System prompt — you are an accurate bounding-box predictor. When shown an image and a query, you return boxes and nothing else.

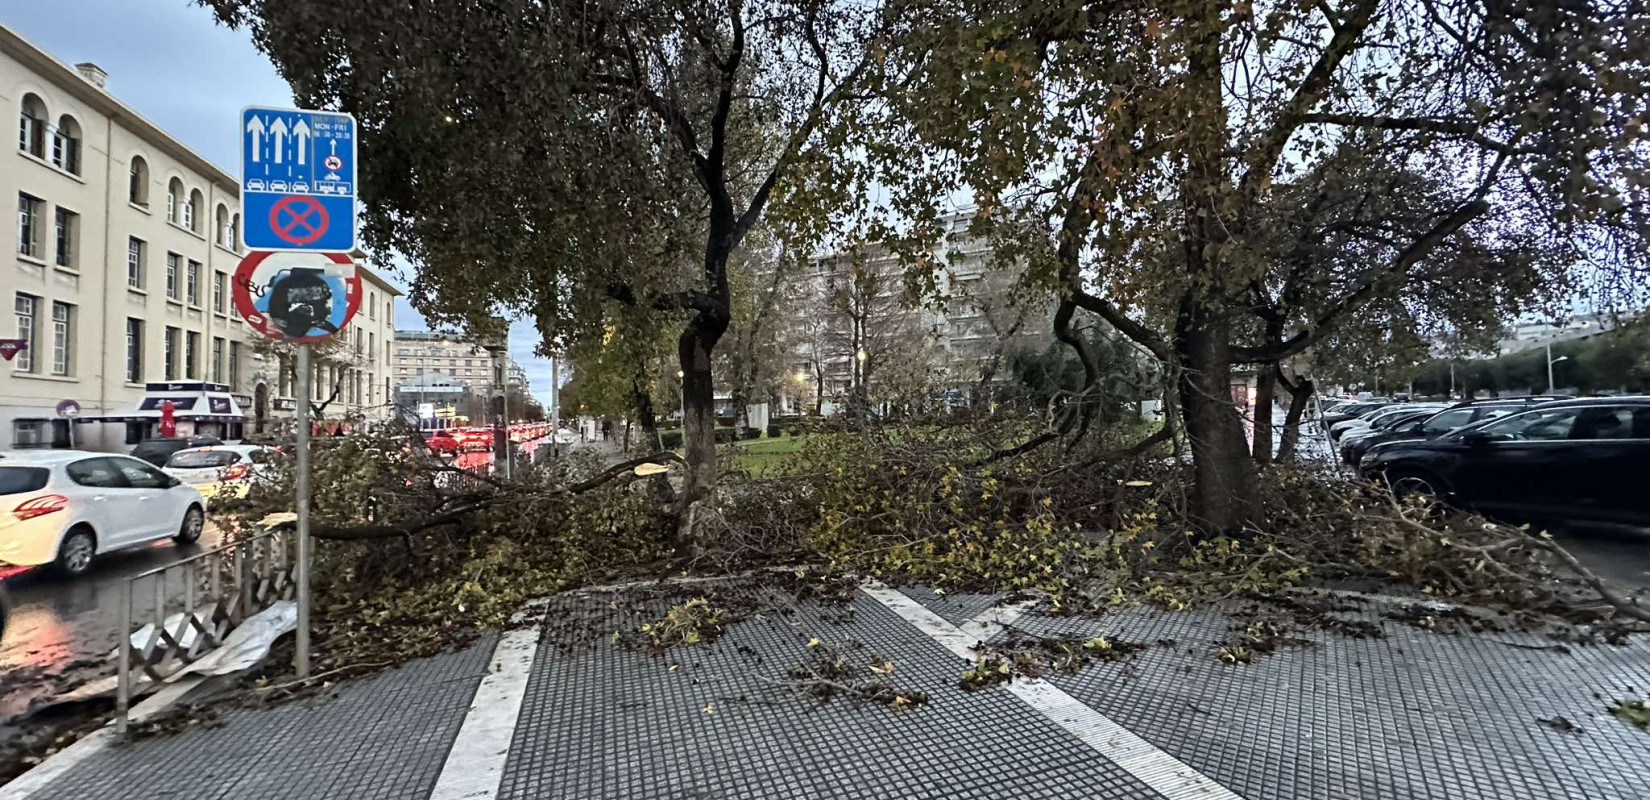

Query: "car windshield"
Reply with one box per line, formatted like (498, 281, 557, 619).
(167, 451, 240, 468)
(1420, 408, 1476, 436)
(0, 466, 49, 495)
(1477, 407, 1581, 441)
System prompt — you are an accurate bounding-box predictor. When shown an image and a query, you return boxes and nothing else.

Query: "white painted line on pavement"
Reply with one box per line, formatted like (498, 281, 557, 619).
(0, 675, 207, 800)
(428, 601, 547, 800)
(861, 582, 1247, 800)
(959, 597, 1039, 640)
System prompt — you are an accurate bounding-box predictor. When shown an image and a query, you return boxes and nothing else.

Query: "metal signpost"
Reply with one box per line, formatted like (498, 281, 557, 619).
(239, 106, 360, 679)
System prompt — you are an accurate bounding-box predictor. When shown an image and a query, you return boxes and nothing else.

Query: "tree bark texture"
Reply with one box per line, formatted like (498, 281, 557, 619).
(1276, 369, 1314, 463)
(1251, 365, 1276, 465)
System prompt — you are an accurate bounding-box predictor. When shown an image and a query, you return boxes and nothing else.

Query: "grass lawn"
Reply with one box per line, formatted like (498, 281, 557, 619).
(726, 433, 805, 477)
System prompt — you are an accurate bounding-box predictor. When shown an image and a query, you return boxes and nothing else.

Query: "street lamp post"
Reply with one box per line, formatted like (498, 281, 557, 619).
(1545, 341, 1569, 394)
(677, 369, 686, 425)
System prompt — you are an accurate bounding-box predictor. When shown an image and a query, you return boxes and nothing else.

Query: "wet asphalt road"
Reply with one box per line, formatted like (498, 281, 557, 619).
(0, 441, 567, 731)
(0, 525, 224, 730)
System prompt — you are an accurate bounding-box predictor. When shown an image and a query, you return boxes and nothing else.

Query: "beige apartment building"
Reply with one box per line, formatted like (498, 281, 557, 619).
(0, 24, 398, 449)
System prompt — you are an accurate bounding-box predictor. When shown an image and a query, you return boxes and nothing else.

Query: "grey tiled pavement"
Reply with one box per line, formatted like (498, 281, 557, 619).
(13, 578, 1650, 800)
(503, 581, 1161, 800)
(995, 598, 1650, 800)
(24, 635, 496, 800)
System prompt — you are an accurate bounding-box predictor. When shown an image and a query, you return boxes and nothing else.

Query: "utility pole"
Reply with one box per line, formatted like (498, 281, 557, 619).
(548, 353, 560, 460)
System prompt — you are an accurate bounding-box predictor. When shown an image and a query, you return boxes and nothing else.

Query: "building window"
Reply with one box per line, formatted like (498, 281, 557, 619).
(16, 193, 42, 259)
(50, 301, 72, 375)
(213, 271, 227, 313)
(167, 178, 183, 224)
(212, 337, 225, 382)
(14, 294, 37, 373)
(165, 253, 181, 300)
(186, 189, 203, 233)
(18, 94, 46, 157)
(368, 332, 375, 361)
(215, 204, 231, 247)
(229, 341, 241, 390)
(369, 292, 376, 319)
(50, 115, 81, 175)
(129, 156, 150, 206)
(164, 326, 179, 380)
(185, 331, 199, 379)
(231, 213, 240, 249)
(53, 207, 78, 268)
(126, 319, 143, 383)
(127, 237, 146, 289)
(186, 260, 201, 306)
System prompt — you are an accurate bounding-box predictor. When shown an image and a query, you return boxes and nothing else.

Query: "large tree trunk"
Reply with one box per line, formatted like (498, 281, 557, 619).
(678, 315, 725, 513)
(1175, 305, 1261, 532)
(1276, 369, 1314, 463)
(1174, 4, 1258, 531)
(631, 374, 659, 452)
(1251, 365, 1276, 465)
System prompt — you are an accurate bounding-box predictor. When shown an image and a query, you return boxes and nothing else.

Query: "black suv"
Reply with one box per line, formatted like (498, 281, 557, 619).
(130, 435, 224, 467)
(1361, 397, 1650, 525)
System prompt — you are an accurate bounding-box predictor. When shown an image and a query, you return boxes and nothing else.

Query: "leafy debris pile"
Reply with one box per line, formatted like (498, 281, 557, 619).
(775, 641, 929, 708)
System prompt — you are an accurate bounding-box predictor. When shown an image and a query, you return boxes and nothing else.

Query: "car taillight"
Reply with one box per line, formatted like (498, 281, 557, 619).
(13, 494, 68, 521)
(222, 464, 251, 481)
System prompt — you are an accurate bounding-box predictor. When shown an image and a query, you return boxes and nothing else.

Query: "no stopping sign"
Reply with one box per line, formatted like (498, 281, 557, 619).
(233, 251, 362, 343)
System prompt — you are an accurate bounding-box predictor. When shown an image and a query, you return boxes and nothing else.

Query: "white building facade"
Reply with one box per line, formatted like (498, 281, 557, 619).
(1, 25, 398, 448)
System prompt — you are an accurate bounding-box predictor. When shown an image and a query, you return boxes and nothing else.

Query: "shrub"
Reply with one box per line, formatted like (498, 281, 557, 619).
(766, 423, 781, 438)
(660, 431, 684, 449)
(739, 427, 762, 441)
(714, 428, 736, 444)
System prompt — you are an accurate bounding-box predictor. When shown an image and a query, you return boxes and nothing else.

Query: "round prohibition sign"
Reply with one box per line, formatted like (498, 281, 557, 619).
(269, 195, 330, 246)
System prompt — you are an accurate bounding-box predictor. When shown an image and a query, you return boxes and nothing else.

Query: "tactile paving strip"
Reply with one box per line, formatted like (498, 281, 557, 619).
(995, 599, 1650, 800)
(27, 635, 496, 800)
(500, 579, 1166, 800)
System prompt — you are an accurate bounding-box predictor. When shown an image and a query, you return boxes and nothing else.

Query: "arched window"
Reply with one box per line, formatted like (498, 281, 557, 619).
(167, 178, 183, 223)
(215, 204, 232, 247)
(18, 94, 46, 157)
(51, 115, 81, 174)
(231, 213, 241, 250)
(129, 156, 150, 206)
(187, 189, 203, 233)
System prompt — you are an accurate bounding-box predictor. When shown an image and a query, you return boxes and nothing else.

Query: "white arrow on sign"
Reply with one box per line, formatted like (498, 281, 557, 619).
(270, 117, 289, 165)
(246, 115, 266, 162)
(293, 118, 310, 165)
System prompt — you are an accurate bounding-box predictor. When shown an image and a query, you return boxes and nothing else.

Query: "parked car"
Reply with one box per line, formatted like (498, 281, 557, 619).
(1321, 401, 1393, 429)
(1334, 403, 1450, 443)
(130, 436, 223, 467)
(0, 451, 206, 575)
(1339, 409, 1443, 463)
(162, 445, 271, 502)
(1345, 398, 1571, 468)
(1360, 397, 1650, 525)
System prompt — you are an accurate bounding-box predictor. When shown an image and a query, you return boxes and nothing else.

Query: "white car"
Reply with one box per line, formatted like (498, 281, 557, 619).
(0, 451, 205, 576)
(163, 445, 270, 502)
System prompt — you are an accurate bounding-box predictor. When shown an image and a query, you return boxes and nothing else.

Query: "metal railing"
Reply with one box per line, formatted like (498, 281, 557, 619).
(115, 527, 297, 733)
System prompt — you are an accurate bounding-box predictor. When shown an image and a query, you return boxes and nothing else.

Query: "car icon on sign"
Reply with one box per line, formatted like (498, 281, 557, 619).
(246, 179, 265, 191)
(270, 180, 289, 192)
(292, 181, 310, 193)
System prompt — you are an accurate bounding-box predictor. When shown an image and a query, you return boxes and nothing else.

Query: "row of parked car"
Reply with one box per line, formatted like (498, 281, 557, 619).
(1324, 396, 1650, 526)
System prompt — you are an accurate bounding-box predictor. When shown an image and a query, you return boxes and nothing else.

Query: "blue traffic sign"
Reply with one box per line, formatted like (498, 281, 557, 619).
(240, 106, 357, 252)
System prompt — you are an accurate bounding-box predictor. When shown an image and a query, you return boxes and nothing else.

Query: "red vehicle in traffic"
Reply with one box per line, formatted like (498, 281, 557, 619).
(424, 430, 460, 456)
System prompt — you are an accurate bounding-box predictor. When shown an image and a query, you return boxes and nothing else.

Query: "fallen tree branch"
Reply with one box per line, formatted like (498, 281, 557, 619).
(296, 452, 687, 542)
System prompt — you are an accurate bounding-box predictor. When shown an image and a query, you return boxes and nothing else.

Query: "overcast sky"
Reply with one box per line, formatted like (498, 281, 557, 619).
(1, 1, 558, 404)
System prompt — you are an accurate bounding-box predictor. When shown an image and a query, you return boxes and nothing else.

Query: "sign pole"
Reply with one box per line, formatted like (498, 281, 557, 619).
(294, 342, 312, 679)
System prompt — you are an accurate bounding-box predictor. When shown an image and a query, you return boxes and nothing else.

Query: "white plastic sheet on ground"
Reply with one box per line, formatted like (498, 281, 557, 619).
(124, 611, 210, 652)
(173, 600, 297, 678)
